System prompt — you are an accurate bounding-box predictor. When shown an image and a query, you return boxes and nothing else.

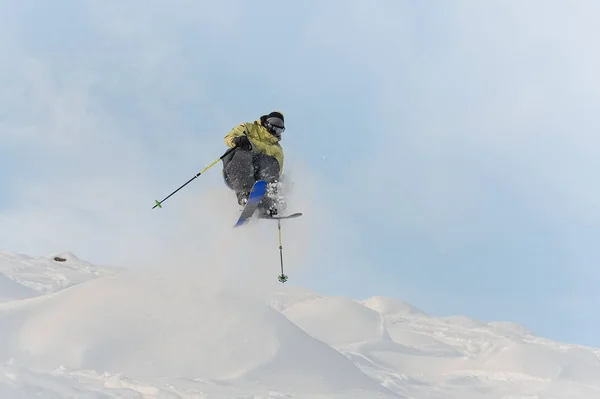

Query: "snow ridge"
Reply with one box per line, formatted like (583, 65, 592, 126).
(0, 251, 598, 399)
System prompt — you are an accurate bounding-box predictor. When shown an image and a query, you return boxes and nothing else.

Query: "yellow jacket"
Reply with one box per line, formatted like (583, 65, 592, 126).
(224, 120, 284, 170)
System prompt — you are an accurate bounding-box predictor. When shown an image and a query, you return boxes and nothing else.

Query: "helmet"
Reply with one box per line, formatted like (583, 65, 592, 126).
(262, 111, 285, 138)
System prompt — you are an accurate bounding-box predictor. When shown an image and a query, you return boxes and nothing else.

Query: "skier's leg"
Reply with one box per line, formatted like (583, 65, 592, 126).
(223, 149, 255, 204)
(253, 153, 280, 182)
(253, 153, 283, 214)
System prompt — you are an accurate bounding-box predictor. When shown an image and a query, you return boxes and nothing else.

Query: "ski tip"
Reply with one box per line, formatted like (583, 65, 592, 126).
(234, 219, 248, 228)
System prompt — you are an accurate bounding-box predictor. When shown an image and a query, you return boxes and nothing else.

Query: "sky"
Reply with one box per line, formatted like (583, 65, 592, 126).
(1, 0, 600, 347)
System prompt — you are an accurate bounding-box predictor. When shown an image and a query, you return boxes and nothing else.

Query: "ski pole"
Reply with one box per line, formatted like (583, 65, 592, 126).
(153, 146, 235, 209)
(277, 219, 288, 283)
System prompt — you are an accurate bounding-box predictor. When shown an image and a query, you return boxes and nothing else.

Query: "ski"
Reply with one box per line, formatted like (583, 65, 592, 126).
(234, 180, 267, 227)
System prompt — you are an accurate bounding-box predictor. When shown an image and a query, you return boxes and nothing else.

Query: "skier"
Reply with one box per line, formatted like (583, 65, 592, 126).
(222, 111, 286, 216)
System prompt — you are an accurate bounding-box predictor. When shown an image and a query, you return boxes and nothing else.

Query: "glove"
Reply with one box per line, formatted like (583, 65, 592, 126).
(233, 135, 252, 150)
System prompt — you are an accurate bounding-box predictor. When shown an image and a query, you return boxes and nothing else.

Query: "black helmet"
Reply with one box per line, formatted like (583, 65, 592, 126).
(261, 111, 285, 139)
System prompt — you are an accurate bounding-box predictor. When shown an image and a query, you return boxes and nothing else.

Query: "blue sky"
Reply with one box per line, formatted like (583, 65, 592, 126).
(1, 0, 600, 347)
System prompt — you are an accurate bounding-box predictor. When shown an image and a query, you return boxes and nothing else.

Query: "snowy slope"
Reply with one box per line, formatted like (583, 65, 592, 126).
(0, 273, 38, 302)
(0, 251, 119, 294)
(0, 252, 599, 399)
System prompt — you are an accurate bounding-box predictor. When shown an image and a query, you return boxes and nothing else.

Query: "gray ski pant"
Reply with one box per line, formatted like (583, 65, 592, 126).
(222, 148, 280, 194)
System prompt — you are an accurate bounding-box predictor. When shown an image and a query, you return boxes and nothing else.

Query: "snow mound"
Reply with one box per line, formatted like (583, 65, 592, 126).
(7, 268, 392, 396)
(282, 296, 390, 346)
(384, 328, 463, 357)
(1, 251, 600, 398)
(0, 251, 117, 294)
(362, 296, 427, 317)
(269, 285, 324, 312)
(483, 343, 600, 383)
(0, 273, 38, 302)
(486, 321, 532, 336)
(439, 315, 486, 328)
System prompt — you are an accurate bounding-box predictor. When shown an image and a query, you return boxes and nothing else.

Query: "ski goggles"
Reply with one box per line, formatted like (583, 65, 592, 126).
(266, 117, 285, 135)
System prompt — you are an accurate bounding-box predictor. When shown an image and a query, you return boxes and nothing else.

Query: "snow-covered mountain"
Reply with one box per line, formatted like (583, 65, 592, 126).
(0, 251, 599, 399)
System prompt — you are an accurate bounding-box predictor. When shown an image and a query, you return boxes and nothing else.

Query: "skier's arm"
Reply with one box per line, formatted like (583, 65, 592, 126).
(224, 124, 247, 148)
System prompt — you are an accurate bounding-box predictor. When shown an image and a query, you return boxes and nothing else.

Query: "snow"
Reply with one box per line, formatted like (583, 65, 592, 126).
(0, 251, 119, 294)
(361, 296, 428, 317)
(0, 251, 599, 398)
(0, 273, 38, 302)
(282, 296, 390, 345)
